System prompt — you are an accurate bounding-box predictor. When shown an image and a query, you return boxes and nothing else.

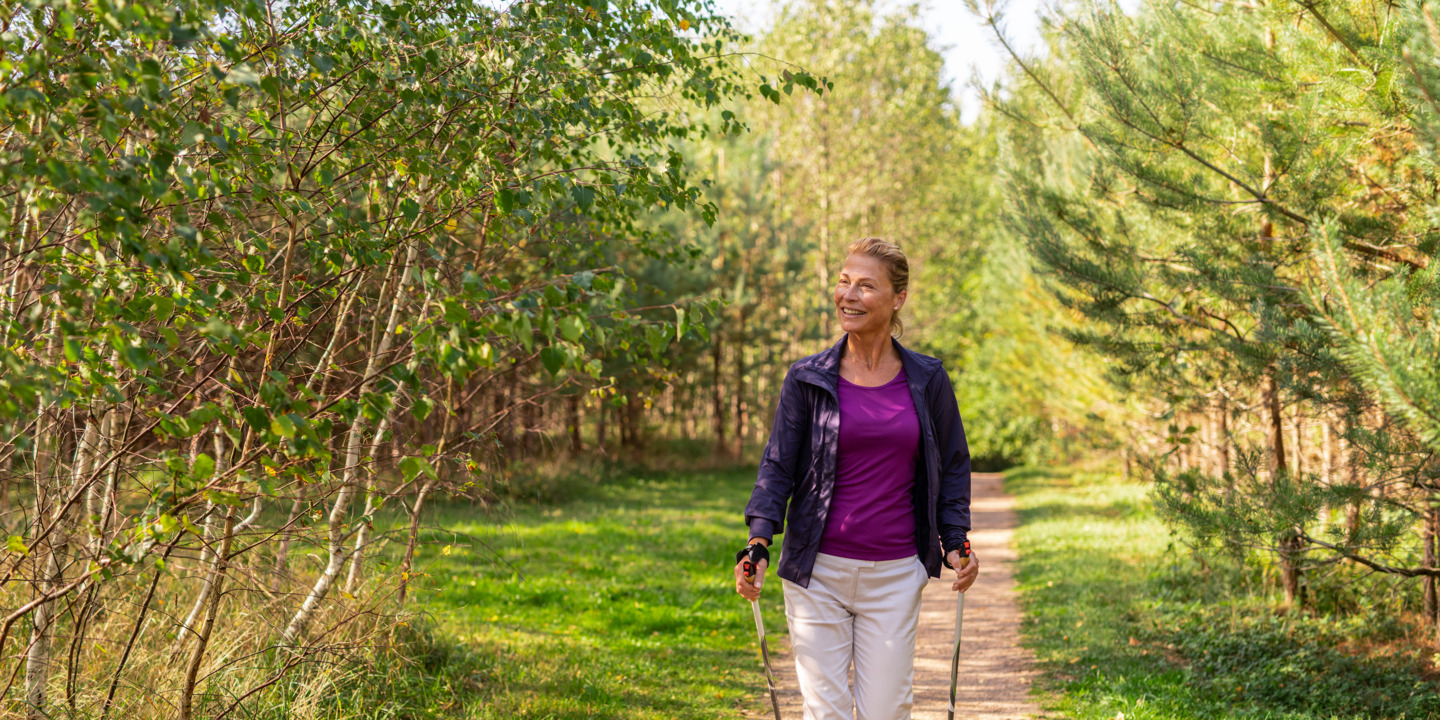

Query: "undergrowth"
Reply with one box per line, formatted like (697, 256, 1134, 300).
(1008, 466, 1440, 720)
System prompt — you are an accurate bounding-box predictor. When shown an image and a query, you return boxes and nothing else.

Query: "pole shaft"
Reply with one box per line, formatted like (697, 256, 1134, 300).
(948, 590, 965, 719)
(752, 599, 783, 720)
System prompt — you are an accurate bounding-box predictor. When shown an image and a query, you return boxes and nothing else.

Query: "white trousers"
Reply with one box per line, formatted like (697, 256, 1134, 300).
(781, 552, 929, 720)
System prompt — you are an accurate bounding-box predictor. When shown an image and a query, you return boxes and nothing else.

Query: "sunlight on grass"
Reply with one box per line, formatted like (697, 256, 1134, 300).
(1008, 467, 1440, 720)
(366, 469, 781, 719)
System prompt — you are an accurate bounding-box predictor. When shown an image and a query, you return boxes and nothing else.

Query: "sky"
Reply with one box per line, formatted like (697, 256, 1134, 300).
(710, 0, 1054, 124)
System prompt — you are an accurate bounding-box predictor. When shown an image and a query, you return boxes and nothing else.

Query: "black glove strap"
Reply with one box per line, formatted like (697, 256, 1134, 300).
(736, 543, 770, 578)
(942, 538, 972, 569)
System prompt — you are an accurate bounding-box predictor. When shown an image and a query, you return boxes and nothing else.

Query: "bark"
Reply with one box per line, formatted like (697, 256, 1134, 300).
(398, 474, 439, 603)
(567, 394, 582, 454)
(521, 384, 536, 455)
(1292, 406, 1305, 476)
(500, 371, 517, 457)
(177, 428, 251, 643)
(712, 331, 725, 456)
(1266, 369, 1301, 609)
(283, 240, 416, 643)
(1218, 393, 1230, 477)
(1345, 416, 1363, 532)
(343, 412, 396, 596)
(1433, 509, 1440, 647)
(271, 496, 305, 594)
(400, 380, 455, 603)
(282, 409, 364, 644)
(1424, 507, 1436, 631)
(25, 416, 95, 719)
(596, 396, 607, 454)
(178, 508, 235, 720)
(734, 310, 747, 457)
(1321, 419, 1333, 485)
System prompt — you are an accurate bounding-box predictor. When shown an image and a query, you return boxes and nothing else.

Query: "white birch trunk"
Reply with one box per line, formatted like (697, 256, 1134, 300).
(25, 419, 97, 719)
(282, 240, 417, 643)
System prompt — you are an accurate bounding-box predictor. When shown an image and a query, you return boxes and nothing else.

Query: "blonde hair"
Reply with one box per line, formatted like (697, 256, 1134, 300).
(845, 237, 909, 338)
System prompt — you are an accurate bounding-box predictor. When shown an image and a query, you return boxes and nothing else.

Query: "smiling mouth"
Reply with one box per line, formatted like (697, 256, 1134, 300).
(840, 308, 866, 316)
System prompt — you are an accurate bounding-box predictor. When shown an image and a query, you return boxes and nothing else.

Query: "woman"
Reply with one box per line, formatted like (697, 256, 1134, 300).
(734, 237, 979, 720)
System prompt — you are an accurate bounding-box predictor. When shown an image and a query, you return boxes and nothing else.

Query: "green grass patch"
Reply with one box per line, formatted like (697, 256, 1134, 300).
(1008, 466, 1440, 720)
(322, 468, 780, 718)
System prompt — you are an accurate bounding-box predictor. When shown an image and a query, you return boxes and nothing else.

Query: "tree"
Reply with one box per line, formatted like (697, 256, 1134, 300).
(985, 0, 1440, 613)
(0, 0, 776, 712)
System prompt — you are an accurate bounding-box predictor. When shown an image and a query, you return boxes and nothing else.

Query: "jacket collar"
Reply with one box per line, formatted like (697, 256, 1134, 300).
(792, 334, 942, 396)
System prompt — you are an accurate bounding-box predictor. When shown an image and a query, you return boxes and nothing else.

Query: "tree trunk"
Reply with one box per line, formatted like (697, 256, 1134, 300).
(595, 397, 607, 454)
(1267, 369, 1300, 609)
(283, 239, 416, 642)
(734, 310, 748, 458)
(567, 394, 582, 454)
(271, 496, 305, 593)
(624, 392, 642, 449)
(400, 379, 454, 603)
(521, 380, 536, 455)
(1321, 418, 1333, 484)
(1424, 507, 1436, 633)
(282, 418, 363, 644)
(712, 331, 725, 456)
(1217, 392, 1230, 478)
(178, 508, 235, 720)
(1292, 406, 1304, 476)
(1433, 509, 1440, 647)
(344, 414, 395, 596)
(1345, 416, 1362, 532)
(25, 416, 95, 719)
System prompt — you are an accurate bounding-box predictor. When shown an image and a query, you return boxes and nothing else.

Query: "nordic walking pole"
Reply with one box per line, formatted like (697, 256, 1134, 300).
(739, 544, 783, 720)
(948, 542, 972, 720)
(750, 597, 783, 720)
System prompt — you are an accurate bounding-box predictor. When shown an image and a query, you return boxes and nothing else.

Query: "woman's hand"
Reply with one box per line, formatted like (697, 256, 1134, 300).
(947, 549, 979, 592)
(734, 538, 770, 600)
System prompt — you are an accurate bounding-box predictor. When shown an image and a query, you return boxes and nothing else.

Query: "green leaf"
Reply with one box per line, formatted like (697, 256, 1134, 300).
(399, 456, 437, 483)
(571, 184, 595, 211)
(225, 63, 261, 86)
(496, 188, 516, 214)
(411, 396, 434, 422)
(560, 315, 585, 342)
(540, 346, 565, 375)
(241, 407, 269, 432)
(6, 536, 28, 555)
(192, 453, 216, 479)
(271, 414, 297, 438)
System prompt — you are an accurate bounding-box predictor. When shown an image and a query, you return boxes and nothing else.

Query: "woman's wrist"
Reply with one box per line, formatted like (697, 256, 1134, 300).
(747, 537, 770, 547)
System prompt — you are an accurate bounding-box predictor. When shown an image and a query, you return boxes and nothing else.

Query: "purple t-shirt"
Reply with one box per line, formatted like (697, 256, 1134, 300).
(817, 367, 920, 561)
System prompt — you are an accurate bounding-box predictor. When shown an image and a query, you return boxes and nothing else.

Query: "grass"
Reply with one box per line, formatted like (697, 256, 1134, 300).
(317, 466, 782, 719)
(1007, 466, 1440, 720)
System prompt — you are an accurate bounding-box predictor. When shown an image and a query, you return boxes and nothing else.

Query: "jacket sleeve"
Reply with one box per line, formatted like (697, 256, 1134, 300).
(744, 367, 810, 541)
(930, 365, 972, 554)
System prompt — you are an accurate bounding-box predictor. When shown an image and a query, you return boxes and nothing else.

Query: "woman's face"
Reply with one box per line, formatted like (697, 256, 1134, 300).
(834, 253, 904, 336)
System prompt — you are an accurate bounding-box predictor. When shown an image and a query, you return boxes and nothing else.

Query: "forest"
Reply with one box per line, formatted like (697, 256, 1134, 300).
(1, 0, 1438, 717)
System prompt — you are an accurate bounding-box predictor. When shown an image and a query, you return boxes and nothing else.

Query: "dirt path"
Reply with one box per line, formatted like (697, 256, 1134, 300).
(745, 472, 1042, 719)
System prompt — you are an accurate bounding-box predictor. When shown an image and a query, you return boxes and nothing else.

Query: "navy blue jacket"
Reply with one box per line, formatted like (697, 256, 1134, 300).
(744, 335, 972, 588)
